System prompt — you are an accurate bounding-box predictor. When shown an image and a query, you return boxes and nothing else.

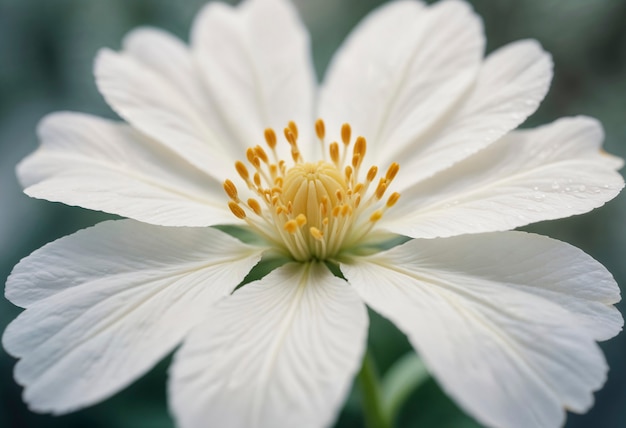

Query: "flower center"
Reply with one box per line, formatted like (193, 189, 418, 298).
(223, 120, 401, 262)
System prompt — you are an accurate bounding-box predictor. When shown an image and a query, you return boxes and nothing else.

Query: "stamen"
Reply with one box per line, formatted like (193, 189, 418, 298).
(254, 145, 269, 163)
(223, 179, 239, 200)
(370, 210, 383, 222)
(248, 198, 262, 215)
(235, 161, 250, 181)
(310, 227, 323, 240)
(315, 119, 325, 140)
(264, 128, 277, 149)
(295, 213, 307, 227)
(228, 201, 246, 219)
(284, 219, 299, 233)
(284, 128, 296, 146)
(352, 136, 366, 169)
(386, 162, 400, 181)
(341, 123, 351, 146)
(375, 179, 387, 199)
(387, 192, 401, 207)
(288, 121, 299, 140)
(367, 166, 378, 182)
(345, 165, 353, 182)
(329, 142, 340, 165)
(246, 147, 257, 166)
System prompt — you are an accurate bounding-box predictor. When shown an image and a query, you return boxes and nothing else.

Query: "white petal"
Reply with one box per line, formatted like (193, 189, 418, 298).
(169, 262, 367, 428)
(319, 0, 484, 160)
(341, 232, 621, 428)
(18, 112, 233, 227)
(391, 39, 553, 188)
(191, 0, 316, 159)
(121, 27, 240, 162)
(94, 46, 233, 180)
(384, 116, 624, 238)
(3, 220, 264, 413)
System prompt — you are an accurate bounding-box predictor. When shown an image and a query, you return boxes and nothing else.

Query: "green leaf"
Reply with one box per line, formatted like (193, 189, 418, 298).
(381, 352, 429, 423)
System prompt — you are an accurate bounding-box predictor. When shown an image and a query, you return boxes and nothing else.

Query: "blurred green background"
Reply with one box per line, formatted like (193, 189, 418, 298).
(1, 0, 625, 427)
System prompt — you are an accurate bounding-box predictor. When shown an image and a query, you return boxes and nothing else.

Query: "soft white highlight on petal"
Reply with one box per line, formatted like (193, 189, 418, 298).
(319, 0, 484, 161)
(191, 0, 316, 159)
(342, 232, 620, 428)
(169, 262, 368, 428)
(95, 47, 233, 180)
(384, 116, 625, 238)
(3, 220, 264, 413)
(122, 27, 239, 161)
(391, 39, 553, 188)
(18, 112, 233, 227)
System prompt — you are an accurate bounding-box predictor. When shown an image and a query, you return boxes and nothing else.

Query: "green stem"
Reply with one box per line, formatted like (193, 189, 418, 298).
(358, 351, 392, 428)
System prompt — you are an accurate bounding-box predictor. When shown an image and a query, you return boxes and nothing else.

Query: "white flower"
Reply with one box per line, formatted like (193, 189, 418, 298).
(3, 0, 624, 427)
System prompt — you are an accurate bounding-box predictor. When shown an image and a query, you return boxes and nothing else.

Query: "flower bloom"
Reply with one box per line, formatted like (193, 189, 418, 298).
(3, 0, 624, 427)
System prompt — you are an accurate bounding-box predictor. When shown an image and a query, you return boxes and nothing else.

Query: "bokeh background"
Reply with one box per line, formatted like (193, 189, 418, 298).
(1, 0, 625, 426)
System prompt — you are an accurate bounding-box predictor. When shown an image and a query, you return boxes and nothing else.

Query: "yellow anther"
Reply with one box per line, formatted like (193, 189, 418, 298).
(269, 164, 278, 178)
(246, 147, 256, 165)
(370, 210, 383, 222)
(341, 123, 351, 146)
(248, 198, 262, 215)
(274, 176, 284, 187)
(235, 161, 250, 181)
(387, 192, 401, 207)
(366, 166, 378, 182)
(310, 227, 324, 240)
(264, 128, 277, 149)
(385, 163, 400, 181)
(271, 186, 282, 195)
(329, 142, 340, 164)
(345, 165, 353, 181)
(353, 136, 366, 164)
(315, 118, 325, 140)
(288, 121, 299, 140)
(351, 154, 361, 169)
(253, 172, 261, 187)
(284, 128, 296, 146)
(332, 206, 341, 217)
(336, 189, 344, 202)
(228, 201, 246, 219)
(341, 205, 352, 216)
(375, 180, 387, 199)
(296, 213, 307, 226)
(223, 179, 239, 200)
(354, 183, 363, 194)
(254, 145, 269, 163)
(354, 194, 361, 208)
(284, 219, 299, 234)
